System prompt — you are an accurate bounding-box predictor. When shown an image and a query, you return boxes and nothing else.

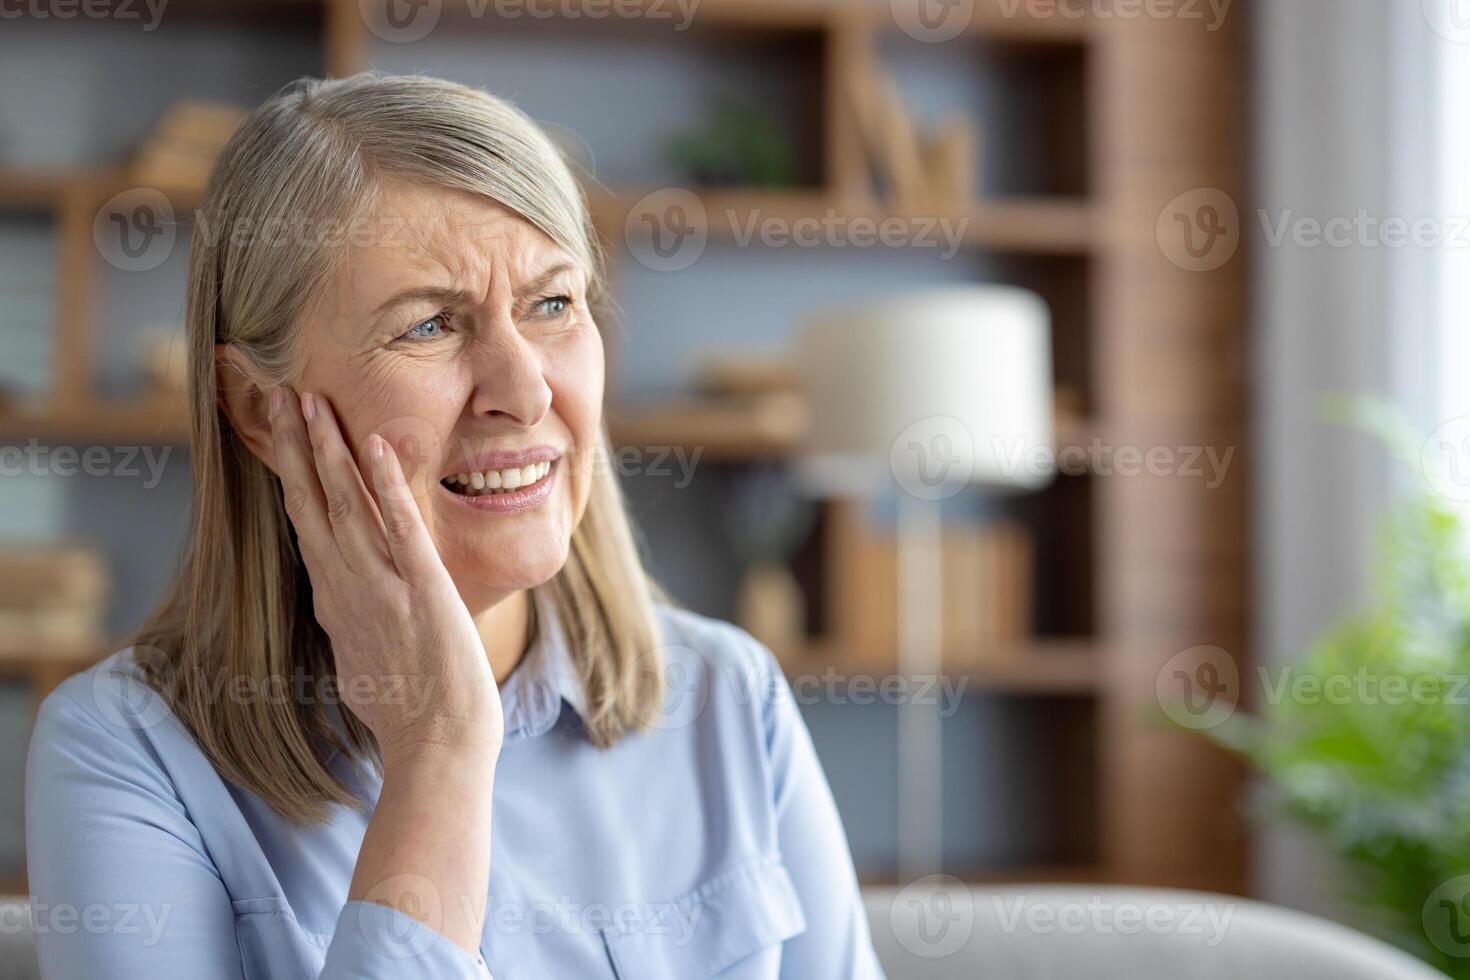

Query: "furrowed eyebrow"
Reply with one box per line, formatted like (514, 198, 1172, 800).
(368, 261, 577, 326)
(370, 285, 476, 320)
(516, 262, 576, 300)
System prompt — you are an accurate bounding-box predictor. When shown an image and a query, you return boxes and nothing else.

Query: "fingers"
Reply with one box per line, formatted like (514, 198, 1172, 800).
(366, 433, 444, 583)
(269, 387, 335, 567)
(300, 391, 391, 572)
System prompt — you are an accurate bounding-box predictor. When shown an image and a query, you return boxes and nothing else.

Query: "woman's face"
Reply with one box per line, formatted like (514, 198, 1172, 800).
(293, 181, 604, 609)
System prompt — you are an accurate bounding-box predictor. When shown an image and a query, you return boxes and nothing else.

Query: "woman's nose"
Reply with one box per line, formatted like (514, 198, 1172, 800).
(466, 327, 552, 428)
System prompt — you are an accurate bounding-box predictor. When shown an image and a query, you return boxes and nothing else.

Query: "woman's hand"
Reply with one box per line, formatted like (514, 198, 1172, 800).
(270, 387, 504, 767)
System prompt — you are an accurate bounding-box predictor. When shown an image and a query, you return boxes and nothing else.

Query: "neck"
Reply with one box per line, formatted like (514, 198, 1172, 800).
(472, 589, 533, 685)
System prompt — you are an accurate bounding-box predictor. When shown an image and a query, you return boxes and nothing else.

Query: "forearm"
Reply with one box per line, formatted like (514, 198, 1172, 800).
(348, 742, 497, 957)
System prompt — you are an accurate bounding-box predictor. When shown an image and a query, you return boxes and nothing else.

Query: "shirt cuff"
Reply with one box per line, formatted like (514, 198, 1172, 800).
(323, 900, 489, 979)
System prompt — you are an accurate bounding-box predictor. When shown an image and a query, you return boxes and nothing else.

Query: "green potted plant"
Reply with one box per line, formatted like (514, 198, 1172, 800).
(1198, 402, 1470, 975)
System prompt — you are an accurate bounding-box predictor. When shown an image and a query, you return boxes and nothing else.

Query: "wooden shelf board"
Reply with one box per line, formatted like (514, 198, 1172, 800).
(609, 401, 800, 461)
(0, 647, 104, 677)
(0, 167, 204, 213)
(775, 637, 1101, 696)
(0, 396, 189, 444)
(966, 198, 1094, 253)
(598, 186, 1094, 255)
(613, 401, 1105, 464)
(0, 167, 97, 209)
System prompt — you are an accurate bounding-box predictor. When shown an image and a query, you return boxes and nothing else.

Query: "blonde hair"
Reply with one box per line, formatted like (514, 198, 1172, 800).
(133, 72, 662, 823)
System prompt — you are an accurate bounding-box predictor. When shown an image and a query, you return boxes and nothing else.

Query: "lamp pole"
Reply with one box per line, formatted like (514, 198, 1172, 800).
(895, 486, 945, 879)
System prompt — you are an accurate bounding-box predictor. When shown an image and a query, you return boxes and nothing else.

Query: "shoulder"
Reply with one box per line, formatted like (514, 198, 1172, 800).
(28, 648, 184, 791)
(654, 603, 782, 679)
(649, 603, 794, 737)
(653, 603, 788, 704)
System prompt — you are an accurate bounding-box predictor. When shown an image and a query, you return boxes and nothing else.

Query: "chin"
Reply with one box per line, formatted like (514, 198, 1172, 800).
(442, 532, 571, 602)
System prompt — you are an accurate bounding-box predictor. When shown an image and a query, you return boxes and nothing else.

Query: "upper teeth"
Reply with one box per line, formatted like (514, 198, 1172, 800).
(445, 460, 551, 493)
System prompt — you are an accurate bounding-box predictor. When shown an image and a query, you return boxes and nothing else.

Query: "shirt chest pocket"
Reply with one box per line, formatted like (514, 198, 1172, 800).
(233, 897, 329, 980)
(601, 855, 807, 980)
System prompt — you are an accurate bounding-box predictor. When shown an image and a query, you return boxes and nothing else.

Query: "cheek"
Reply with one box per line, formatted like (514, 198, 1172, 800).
(545, 330, 605, 513)
(304, 355, 466, 484)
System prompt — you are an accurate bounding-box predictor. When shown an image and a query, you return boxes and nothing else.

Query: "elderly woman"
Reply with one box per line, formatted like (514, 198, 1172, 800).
(25, 73, 883, 979)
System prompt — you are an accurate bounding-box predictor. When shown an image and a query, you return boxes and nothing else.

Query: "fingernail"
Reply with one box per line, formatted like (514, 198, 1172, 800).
(269, 388, 284, 418)
(369, 434, 385, 461)
(301, 392, 316, 423)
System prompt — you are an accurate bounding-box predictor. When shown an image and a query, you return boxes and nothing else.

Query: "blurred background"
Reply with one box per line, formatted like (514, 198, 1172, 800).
(6, 0, 1470, 972)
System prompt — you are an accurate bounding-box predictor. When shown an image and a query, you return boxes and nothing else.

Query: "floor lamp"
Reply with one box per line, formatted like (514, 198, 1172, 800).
(797, 286, 1054, 879)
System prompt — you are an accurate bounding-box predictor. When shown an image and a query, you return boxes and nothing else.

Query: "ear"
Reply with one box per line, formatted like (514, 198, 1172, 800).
(215, 344, 278, 472)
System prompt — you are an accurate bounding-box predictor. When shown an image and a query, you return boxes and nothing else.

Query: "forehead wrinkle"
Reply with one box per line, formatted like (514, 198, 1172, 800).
(341, 185, 580, 333)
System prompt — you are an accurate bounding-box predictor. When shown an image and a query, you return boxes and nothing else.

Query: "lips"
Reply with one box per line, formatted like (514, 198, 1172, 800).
(442, 459, 553, 496)
(437, 444, 562, 497)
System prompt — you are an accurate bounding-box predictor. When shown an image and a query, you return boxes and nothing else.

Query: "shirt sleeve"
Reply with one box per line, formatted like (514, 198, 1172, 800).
(752, 645, 888, 979)
(26, 691, 488, 980)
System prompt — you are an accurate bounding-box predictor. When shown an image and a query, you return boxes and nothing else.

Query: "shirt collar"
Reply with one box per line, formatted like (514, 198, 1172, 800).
(498, 587, 588, 742)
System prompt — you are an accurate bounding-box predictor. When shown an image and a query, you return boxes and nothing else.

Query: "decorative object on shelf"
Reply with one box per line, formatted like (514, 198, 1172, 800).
(725, 464, 816, 657)
(922, 115, 978, 213)
(611, 393, 807, 458)
(797, 285, 1055, 879)
(664, 95, 796, 188)
(1052, 383, 1086, 436)
(137, 324, 188, 395)
(612, 353, 809, 458)
(847, 62, 979, 213)
(693, 354, 801, 401)
(0, 545, 108, 660)
(129, 101, 247, 193)
(825, 500, 1035, 670)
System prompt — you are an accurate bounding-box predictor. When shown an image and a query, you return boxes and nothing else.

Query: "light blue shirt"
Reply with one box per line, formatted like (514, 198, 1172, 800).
(25, 595, 886, 979)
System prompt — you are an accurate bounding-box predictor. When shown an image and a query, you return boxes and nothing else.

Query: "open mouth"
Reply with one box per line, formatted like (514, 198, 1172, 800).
(440, 460, 553, 497)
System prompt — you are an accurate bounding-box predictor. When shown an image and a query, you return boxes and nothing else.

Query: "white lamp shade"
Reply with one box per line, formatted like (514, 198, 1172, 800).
(797, 285, 1055, 494)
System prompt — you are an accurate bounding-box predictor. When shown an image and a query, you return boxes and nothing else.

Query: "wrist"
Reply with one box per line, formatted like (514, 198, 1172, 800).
(379, 730, 501, 775)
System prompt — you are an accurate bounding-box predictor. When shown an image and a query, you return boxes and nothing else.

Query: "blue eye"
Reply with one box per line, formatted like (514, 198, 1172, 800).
(536, 295, 571, 316)
(402, 314, 447, 340)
